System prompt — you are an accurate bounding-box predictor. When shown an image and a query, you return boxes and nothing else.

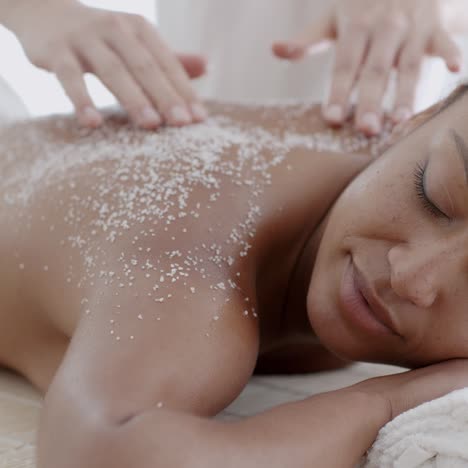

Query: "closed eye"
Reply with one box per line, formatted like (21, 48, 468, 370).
(413, 162, 450, 220)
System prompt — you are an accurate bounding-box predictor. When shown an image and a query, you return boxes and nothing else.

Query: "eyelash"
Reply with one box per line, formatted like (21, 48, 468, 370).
(413, 162, 449, 219)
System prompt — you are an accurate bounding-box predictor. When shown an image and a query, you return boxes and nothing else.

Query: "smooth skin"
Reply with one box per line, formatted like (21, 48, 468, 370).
(1, 98, 468, 467)
(273, 0, 466, 135)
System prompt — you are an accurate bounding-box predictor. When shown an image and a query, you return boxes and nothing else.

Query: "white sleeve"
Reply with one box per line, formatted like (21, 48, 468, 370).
(154, 0, 159, 24)
(0, 75, 29, 123)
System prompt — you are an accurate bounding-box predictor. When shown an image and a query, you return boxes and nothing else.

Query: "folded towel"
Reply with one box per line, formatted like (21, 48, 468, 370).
(359, 388, 468, 468)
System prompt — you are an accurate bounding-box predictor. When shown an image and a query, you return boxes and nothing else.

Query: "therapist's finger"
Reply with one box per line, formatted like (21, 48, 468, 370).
(272, 15, 334, 60)
(392, 39, 425, 123)
(323, 24, 369, 124)
(138, 18, 207, 122)
(79, 40, 163, 129)
(176, 53, 208, 79)
(105, 30, 194, 127)
(355, 26, 406, 134)
(53, 51, 103, 128)
(429, 28, 462, 73)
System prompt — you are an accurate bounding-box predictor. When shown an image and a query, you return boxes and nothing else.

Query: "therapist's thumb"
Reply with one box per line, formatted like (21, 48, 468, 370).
(272, 16, 334, 61)
(177, 53, 208, 79)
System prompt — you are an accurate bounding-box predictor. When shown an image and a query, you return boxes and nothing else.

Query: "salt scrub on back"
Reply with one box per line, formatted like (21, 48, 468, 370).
(0, 103, 391, 340)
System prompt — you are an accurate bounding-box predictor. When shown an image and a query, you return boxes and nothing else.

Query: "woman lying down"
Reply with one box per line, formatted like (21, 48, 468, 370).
(1, 87, 468, 468)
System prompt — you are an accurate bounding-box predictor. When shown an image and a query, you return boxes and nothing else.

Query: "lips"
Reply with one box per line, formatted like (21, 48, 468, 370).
(352, 262, 401, 337)
(340, 256, 401, 337)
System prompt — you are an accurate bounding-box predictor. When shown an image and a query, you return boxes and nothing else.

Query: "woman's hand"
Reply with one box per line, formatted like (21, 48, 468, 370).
(350, 358, 468, 420)
(273, 0, 462, 136)
(3, 0, 207, 129)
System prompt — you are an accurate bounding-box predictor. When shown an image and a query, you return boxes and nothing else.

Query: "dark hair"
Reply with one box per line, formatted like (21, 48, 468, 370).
(433, 82, 468, 119)
(394, 82, 468, 143)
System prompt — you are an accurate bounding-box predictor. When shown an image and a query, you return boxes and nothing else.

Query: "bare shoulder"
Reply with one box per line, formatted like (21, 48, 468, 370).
(0, 106, 270, 404)
(44, 269, 260, 422)
(205, 100, 394, 160)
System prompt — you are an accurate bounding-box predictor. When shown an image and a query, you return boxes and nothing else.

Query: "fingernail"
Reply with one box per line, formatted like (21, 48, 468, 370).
(360, 112, 381, 134)
(170, 105, 192, 125)
(393, 107, 411, 123)
(324, 104, 343, 123)
(449, 58, 462, 72)
(140, 107, 161, 126)
(191, 102, 208, 121)
(285, 43, 301, 56)
(82, 107, 102, 127)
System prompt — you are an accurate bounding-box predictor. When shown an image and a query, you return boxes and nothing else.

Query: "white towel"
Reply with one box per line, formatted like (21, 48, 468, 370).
(359, 388, 468, 468)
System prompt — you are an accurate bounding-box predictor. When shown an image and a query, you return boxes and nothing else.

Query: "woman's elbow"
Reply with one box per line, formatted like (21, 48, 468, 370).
(37, 408, 116, 468)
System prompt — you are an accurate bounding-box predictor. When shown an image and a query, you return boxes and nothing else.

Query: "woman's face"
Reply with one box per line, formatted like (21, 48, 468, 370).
(308, 92, 468, 368)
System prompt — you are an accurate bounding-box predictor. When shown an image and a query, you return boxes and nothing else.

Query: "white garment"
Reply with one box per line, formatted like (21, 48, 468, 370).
(157, 0, 333, 103)
(359, 388, 468, 468)
(156, 0, 468, 111)
(0, 75, 28, 124)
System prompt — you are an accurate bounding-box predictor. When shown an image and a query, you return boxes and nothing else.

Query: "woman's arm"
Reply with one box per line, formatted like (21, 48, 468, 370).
(83, 360, 468, 468)
(103, 388, 387, 468)
(43, 359, 468, 468)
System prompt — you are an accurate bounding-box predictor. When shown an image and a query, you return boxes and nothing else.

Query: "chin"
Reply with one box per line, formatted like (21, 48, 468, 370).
(306, 293, 403, 365)
(307, 293, 363, 361)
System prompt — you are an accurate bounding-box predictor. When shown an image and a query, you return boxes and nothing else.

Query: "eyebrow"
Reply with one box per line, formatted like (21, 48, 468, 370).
(452, 130, 468, 186)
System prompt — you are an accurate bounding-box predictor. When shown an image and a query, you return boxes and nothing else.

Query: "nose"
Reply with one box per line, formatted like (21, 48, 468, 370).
(387, 242, 452, 308)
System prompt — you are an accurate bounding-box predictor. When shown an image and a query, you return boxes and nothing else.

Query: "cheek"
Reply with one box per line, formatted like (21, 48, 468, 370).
(333, 158, 415, 239)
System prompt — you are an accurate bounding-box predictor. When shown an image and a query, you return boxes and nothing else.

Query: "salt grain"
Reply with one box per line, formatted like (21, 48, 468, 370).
(0, 103, 389, 328)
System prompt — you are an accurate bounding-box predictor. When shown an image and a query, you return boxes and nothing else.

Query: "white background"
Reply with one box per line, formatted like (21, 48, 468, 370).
(0, 0, 156, 117)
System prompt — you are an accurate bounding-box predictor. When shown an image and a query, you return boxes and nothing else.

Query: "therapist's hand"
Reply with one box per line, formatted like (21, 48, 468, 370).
(273, 0, 462, 135)
(5, 0, 207, 129)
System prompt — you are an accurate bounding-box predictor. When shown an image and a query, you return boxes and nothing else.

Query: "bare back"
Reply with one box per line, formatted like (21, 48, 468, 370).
(0, 102, 388, 395)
